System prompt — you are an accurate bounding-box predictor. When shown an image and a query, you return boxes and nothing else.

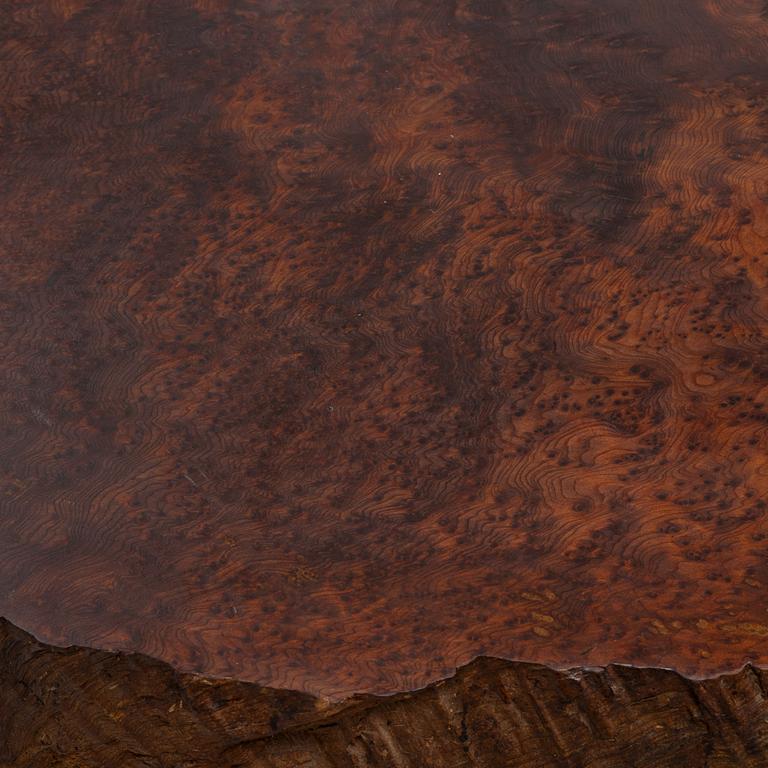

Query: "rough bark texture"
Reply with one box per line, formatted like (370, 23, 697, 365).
(2, 617, 768, 768)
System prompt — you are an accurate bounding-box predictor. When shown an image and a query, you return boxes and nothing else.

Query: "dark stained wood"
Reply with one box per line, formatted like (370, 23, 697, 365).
(3, 0, 768, 698)
(3, 617, 768, 767)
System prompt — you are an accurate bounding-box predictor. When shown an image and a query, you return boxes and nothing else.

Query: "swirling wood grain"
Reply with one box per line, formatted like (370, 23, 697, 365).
(3, 0, 768, 697)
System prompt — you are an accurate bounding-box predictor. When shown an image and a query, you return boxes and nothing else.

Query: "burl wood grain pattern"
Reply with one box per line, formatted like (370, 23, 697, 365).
(4, 618, 768, 768)
(3, 0, 768, 697)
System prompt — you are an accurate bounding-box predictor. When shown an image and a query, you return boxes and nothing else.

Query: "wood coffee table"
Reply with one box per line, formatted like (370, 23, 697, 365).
(2, 0, 768, 711)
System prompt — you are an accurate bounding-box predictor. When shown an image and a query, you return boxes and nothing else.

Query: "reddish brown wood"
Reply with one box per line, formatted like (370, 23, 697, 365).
(3, 0, 768, 697)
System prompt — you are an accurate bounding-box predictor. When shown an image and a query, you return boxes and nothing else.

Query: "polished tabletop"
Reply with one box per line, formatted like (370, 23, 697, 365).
(2, 0, 768, 697)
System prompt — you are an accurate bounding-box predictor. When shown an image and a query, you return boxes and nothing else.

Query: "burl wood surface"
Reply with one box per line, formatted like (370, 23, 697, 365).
(4, 618, 768, 768)
(3, 0, 768, 697)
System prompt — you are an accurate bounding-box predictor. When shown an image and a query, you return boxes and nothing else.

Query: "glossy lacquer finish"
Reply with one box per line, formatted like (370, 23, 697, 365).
(3, 0, 768, 697)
